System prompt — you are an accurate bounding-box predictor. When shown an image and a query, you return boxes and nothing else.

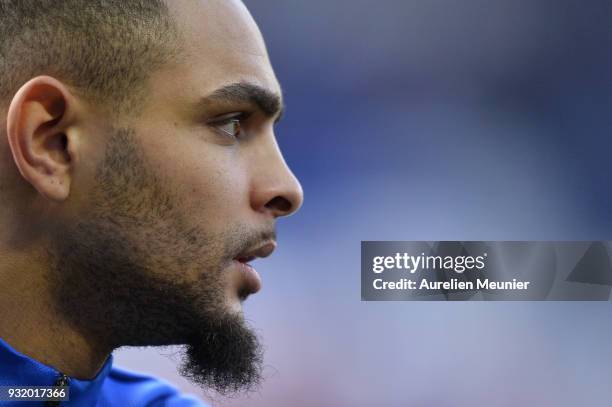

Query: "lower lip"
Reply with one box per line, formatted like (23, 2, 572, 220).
(234, 260, 262, 295)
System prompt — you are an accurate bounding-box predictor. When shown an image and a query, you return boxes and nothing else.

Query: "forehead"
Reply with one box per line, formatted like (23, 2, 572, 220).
(163, 0, 281, 103)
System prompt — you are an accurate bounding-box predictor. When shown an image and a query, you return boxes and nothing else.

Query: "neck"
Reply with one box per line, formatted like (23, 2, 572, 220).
(0, 248, 111, 380)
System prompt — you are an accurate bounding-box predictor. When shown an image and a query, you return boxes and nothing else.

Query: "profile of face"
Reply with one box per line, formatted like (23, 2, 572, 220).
(3, 0, 302, 396)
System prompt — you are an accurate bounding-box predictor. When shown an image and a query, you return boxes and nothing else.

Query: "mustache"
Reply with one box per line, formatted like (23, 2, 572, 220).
(224, 225, 277, 260)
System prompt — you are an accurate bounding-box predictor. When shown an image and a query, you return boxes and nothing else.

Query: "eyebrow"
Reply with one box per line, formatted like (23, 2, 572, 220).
(199, 82, 284, 122)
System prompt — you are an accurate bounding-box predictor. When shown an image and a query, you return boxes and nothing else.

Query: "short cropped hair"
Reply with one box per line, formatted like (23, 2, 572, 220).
(0, 0, 180, 116)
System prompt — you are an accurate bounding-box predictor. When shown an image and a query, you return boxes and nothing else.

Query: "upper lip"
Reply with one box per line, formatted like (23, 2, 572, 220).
(235, 241, 277, 263)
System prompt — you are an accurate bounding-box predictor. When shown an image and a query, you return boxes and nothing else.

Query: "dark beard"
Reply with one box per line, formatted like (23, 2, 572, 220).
(46, 128, 264, 395)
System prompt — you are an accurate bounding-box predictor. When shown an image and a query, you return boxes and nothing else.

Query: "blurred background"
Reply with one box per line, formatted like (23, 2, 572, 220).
(115, 0, 612, 406)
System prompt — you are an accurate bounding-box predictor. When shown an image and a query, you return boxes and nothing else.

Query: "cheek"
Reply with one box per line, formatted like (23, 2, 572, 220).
(136, 123, 251, 229)
(190, 165, 245, 220)
(164, 149, 250, 228)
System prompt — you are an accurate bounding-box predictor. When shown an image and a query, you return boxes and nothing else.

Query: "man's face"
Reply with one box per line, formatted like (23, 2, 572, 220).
(122, 0, 303, 312)
(48, 0, 302, 395)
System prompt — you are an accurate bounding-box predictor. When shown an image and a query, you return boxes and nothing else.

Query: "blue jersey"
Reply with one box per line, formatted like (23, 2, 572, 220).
(0, 338, 208, 406)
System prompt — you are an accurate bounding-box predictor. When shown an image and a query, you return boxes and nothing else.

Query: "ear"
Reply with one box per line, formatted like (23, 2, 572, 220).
(6, 76, 79, 201)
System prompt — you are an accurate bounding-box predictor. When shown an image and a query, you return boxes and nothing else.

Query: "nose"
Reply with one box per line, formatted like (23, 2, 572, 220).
(250, 139, 303, 218)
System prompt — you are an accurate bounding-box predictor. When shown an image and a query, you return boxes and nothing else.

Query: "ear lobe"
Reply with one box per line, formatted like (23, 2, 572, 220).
(6, 76, 77, 202)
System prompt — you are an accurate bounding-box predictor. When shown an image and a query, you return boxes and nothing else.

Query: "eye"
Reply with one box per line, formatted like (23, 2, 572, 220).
(209, 112, 249, 139)
(217, 118, 242, 138)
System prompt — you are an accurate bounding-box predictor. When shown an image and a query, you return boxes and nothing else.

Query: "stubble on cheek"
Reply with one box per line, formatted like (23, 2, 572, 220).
(48, 128, 232, 344)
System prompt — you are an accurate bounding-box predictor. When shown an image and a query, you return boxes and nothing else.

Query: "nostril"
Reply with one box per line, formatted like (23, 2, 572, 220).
(265, 196, 292, 214)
